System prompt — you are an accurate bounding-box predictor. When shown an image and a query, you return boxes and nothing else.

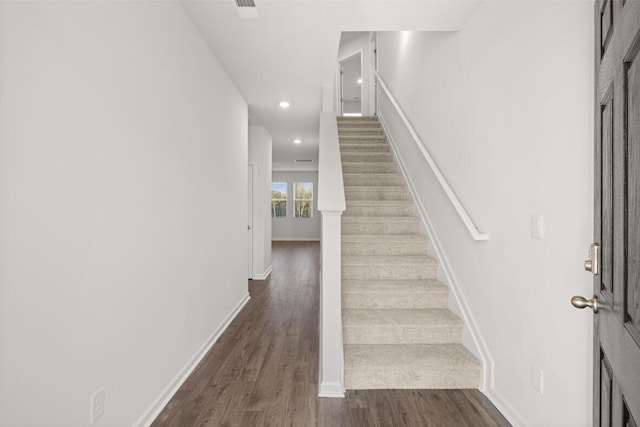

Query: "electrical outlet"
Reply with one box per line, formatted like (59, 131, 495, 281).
(531, 366, 544, 395)
(90, 387, 105, 424)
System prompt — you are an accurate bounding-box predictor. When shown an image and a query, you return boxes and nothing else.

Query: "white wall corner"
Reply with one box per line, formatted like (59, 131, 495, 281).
(379, 112, 494, 392)
(133, 293, 251, 427)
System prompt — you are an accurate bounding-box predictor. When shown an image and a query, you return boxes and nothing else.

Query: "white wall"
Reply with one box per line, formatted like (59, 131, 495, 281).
(249, 127, 273, 280)
(272, 171, 320, 241)
(376, 2, 593, 426)
(337, 33, 374, 116)
(0, 2, 249, 426)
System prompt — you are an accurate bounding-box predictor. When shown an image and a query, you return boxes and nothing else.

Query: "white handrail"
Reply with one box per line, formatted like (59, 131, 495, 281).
(375, 72, 488, 241)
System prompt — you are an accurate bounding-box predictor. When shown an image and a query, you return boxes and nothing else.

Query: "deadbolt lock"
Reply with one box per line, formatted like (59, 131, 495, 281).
(584, 243, 599, 275)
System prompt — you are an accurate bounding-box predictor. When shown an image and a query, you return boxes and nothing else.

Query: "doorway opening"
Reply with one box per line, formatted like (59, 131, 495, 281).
(340, 53, 362, 117)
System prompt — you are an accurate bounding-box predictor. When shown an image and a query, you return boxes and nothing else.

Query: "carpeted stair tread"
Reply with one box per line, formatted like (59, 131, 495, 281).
(342, 279, 449, 309)
(343, 309, 463, 345)
(343, 174, 405, 187)
(339, 135, 387, 143)
(342, 234, 427, 243)
(344, 185, 406, 190)
(339, 127, 384, 134)
(344, 200, 414, 217)
(342, 234, 429, 256)
(342, 279, 447, 293)
(344, 344, 481, 389)
(340, 143, 390, 152)
(337, 116, 378, 121)
(345, 200, 413, 206)
(342, 162, 398, 173)
(342, 256, 438, 280)
(341, 152, 394, 162)
(344, 186, 407, 201)
(342, 255, 437, 266)
(345, 344, 480, 370)
(342, 216, 419, 224)
(343, 308, 462, 327)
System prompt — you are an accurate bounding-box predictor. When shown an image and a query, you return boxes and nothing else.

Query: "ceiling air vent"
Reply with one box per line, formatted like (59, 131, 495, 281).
(231, 0, 258, 18)
(295, 159, 314, 163)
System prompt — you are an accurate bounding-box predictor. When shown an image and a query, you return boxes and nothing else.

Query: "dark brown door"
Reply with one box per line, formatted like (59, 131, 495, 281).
(591, 0, 640, 425)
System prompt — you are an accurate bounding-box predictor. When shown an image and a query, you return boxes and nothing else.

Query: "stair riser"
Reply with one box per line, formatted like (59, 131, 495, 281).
(337, 124, 381, 129)
(337, 117, 378, 122)
(340, 145, 390, 153)
(342, 293, 449, 309)
(342, 241, 429, 256)
(339, 129, 384, 135)
(342, 163, 397, 174)
(344, 204, 414, 217)
(343, 326, 462, 345)
(344, 369, 481, 390)
(345, 188, 407, 201)
(343, 175, 404, 186)
(342, 221, 420, 235)
(339, 137, 387, 144)
(341, 153, 394, 163)
(342, 264, 437, 280)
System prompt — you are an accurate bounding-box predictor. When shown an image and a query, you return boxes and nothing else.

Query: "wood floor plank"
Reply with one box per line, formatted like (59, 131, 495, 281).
(151, 241, 511, 427)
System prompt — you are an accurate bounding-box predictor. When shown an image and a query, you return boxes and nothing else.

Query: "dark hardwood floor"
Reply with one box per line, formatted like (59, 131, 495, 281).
(152, 241, 510, 427)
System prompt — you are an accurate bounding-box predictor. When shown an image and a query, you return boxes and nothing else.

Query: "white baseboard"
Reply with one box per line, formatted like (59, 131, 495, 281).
(272, 238, 321, 241)
(318, 381, 345, 398)
(133, 293, 251, 427)
(483, 388, 527, 427)
(253, 265, 272, 280)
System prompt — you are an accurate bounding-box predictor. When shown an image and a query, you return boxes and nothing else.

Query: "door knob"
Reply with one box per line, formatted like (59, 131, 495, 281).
(571, 295, 599, 313)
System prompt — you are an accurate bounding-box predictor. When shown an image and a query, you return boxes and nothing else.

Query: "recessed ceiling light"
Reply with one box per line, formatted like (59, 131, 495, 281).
(294, 139, 302, 144)
(279, 101, 290, 108)
(357, 78, 363, 84)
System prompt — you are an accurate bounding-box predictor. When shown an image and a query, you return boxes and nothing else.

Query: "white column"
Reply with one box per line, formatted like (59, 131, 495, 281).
(318, 211, 344, 397)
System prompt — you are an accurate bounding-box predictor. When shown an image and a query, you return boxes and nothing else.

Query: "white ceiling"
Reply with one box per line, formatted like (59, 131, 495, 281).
(181, 0, 476, 171)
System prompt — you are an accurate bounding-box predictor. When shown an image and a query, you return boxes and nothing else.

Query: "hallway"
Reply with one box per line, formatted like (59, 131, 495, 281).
(152, 241, 510, 426)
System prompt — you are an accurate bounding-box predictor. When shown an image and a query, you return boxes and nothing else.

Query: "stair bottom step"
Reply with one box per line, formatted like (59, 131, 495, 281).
(344, 344, 481, 390)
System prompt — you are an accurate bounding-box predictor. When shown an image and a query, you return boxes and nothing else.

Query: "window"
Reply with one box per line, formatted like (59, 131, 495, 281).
(271, 182, 287, 217)
(294, 182, 313, 218)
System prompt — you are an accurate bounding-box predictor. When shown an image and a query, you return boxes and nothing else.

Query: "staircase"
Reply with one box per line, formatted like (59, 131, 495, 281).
(338, 116, 481, 389)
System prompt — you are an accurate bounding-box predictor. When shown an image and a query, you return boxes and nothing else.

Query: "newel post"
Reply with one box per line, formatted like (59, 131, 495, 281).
(318, 211, 344, 397)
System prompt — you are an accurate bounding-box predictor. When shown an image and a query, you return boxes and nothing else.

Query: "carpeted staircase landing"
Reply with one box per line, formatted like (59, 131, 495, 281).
(338, 116, 481, 390)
